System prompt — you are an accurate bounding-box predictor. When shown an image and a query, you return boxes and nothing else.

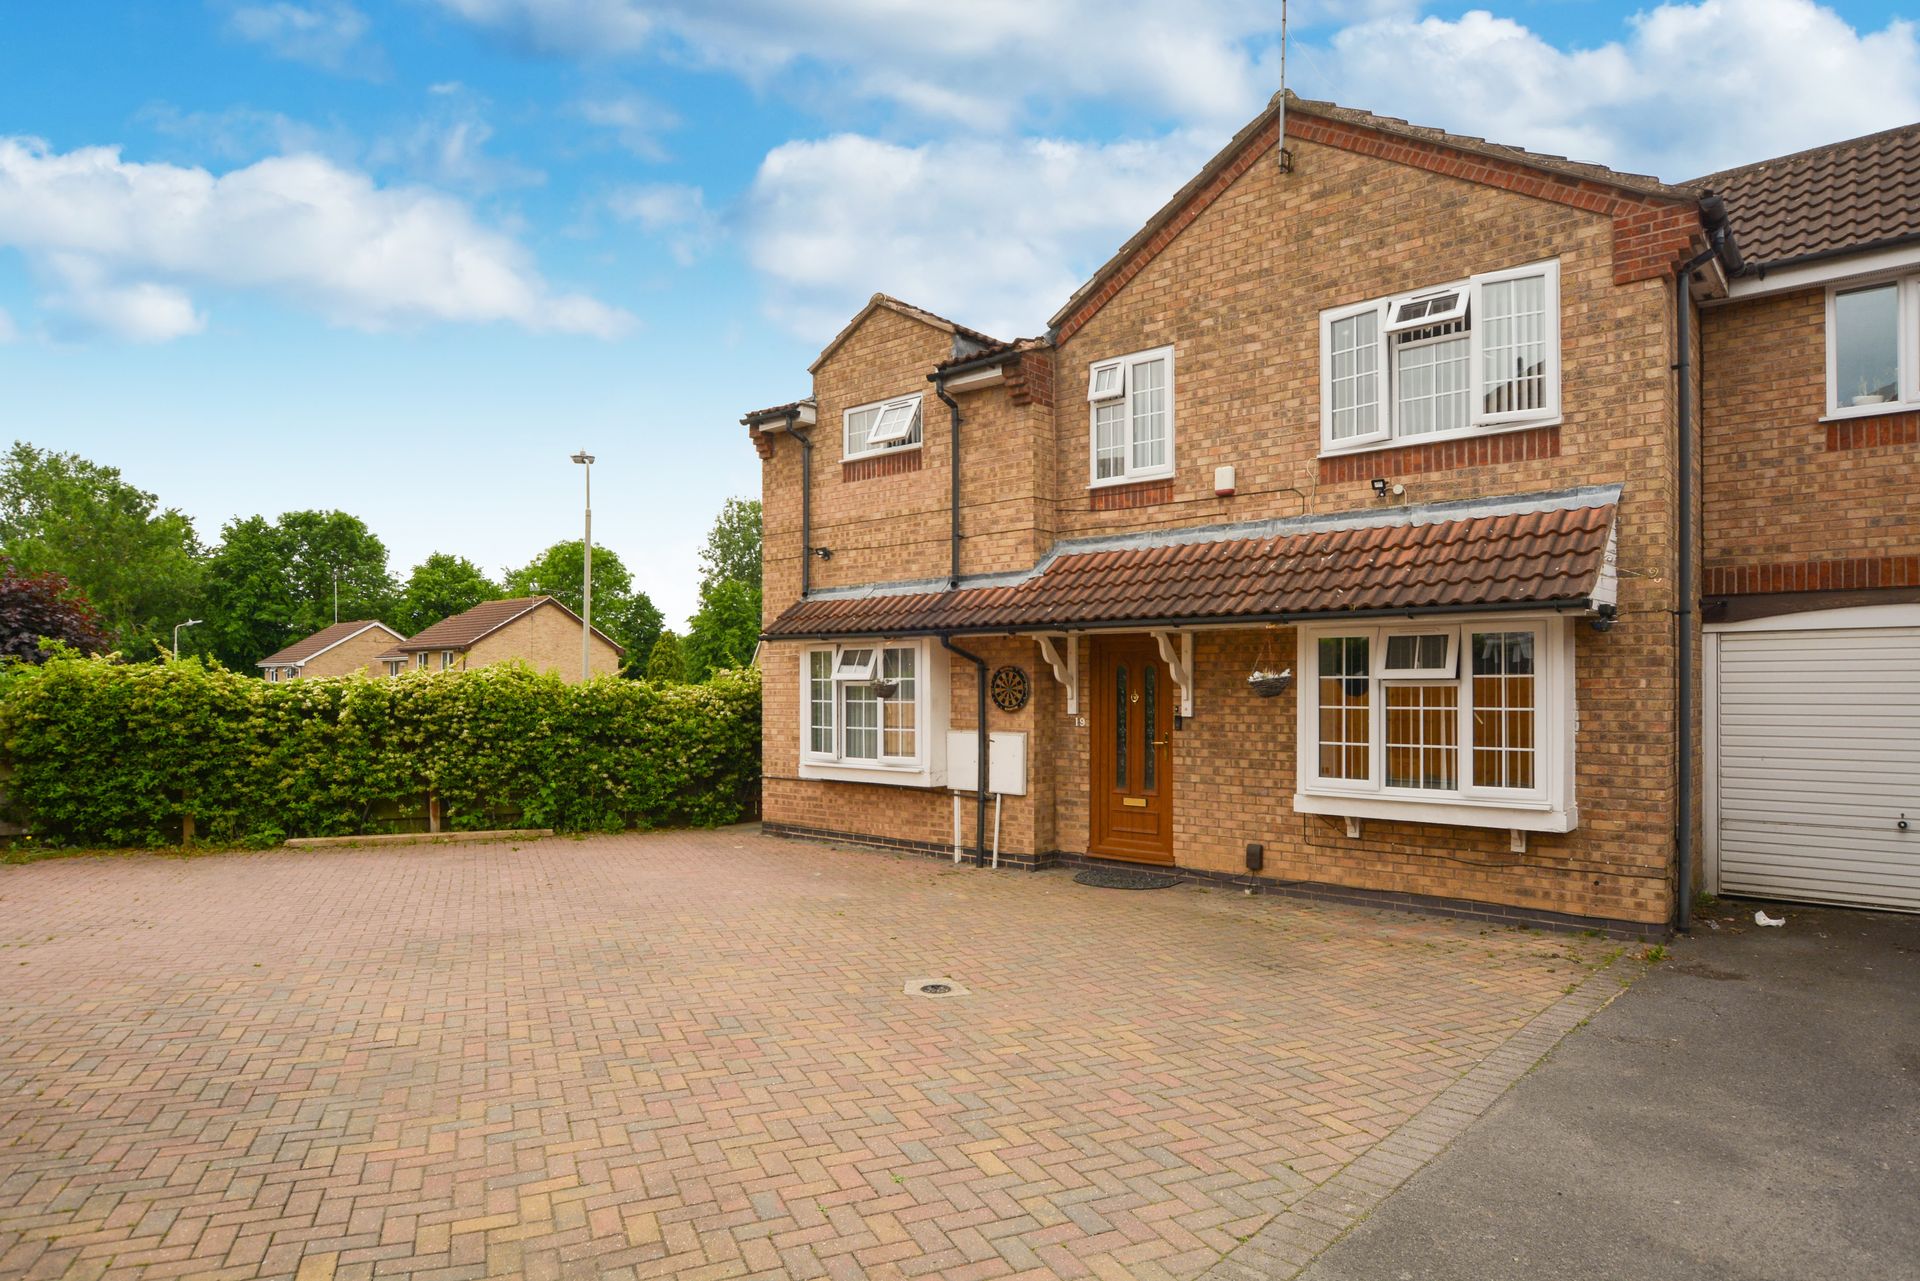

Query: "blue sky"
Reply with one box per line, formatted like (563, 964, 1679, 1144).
(2, 1, 1916, 627)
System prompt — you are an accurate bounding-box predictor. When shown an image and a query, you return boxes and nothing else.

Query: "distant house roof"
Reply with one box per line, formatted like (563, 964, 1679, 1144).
(257, 620, 403, 668)
(1694, 121, 1920, 271)
(394, 596, 625, 656)
(766, 487, 1619, 639)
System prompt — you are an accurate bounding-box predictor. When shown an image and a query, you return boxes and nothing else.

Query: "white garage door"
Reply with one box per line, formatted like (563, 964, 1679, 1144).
(1713, 623, 1920, 911)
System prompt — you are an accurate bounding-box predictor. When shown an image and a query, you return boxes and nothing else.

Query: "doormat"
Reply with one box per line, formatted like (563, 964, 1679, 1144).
(1074, 868, 1182, 891)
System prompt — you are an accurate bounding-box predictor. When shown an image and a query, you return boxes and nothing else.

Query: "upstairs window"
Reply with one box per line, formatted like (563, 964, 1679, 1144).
(844, 394, 923, 460)
(1320, 259, 1561, 453)
(1827, 274, 1919, 417)
(1087, 345, 1176, 486)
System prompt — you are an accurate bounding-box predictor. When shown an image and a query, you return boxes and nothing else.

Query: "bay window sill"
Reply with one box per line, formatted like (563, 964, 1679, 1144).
(1820, 401, 1920, 423)
(1293, 790, 1577, 833)
(799, 759, 942, 788)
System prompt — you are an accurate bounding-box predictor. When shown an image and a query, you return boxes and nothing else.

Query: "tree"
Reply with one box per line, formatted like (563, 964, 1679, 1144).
(0, 558, 108, 662)
(398, 553, 501, 635)
(645, 630, 687, 683)
(201, 511, 397, 669)
(697, 498, 762, 593)
(684, 498, 763, 682)
(683, 579, 760, 681)
(0, 442, 204, 659)
(502, 540, 663, 669)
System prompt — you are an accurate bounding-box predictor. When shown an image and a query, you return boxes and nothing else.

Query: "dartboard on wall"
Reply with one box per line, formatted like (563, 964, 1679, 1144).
(990, 665, 1031, 712)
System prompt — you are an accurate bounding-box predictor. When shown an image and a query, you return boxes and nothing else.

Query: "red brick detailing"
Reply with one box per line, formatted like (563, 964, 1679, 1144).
(1054, 120, 1279, 346)
(749, 423, 774, 461)
(1089, 477, 1175, 511)
(1704, 555, 1920, 596)
(841, 448, 924, 482)
(1826, 411, 1920, 451)
(1054, 111, 1703, 343)
(1318, 425, 1561, 484)
(1006, 349, 1056, 408)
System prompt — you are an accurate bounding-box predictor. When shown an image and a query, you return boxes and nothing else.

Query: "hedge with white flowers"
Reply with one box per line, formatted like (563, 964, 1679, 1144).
(0, 654, 761, 847)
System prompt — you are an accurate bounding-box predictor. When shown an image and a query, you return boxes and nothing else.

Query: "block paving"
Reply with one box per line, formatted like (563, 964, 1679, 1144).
(1, 830, 1618, 1279)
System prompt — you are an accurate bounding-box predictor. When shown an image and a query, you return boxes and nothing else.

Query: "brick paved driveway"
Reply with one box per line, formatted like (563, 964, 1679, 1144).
(1, 830, 1611, 1280)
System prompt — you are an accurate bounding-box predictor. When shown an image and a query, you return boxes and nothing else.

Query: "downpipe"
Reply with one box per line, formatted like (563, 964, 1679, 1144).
(935, 376, 963, 588)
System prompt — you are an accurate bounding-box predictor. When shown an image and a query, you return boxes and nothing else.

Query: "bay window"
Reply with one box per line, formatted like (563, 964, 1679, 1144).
(1320, 259, 1561, 453)
(800, 639, 949, 786)
(1087, 345, 1175, 485)
(1295, 617, 1576, 832)
(1826, 273, 1919, 417)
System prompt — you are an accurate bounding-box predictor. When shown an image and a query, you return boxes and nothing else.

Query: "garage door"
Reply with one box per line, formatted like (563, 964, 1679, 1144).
(1714, 625, 1920, 911)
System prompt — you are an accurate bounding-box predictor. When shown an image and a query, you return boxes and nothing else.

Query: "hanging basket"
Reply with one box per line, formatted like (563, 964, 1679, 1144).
(1247, 668, 1292, 698)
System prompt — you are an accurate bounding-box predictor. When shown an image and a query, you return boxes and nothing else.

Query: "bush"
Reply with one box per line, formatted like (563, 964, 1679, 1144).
(0, 654, 761, 847)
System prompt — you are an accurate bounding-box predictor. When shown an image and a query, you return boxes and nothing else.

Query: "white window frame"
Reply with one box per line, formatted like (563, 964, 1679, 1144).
(798, 638, 951, 787)
(1823, 272, 1920, 420)
(843, 394, 924, 462)
(1376, 629, 1458, 680)
(1320, 258, 1562, 455)
(416, 652, 429, 670)
(831, 647, 878, 682)
(1086, 344, 1176, 488)
(386, 660, 405, 677)
(441, 650, 457, 670)
(1293, 615, 1578, 832)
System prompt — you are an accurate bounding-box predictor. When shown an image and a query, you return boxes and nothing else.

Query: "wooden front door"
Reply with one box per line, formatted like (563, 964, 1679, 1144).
(1089, 636, 1175, 863)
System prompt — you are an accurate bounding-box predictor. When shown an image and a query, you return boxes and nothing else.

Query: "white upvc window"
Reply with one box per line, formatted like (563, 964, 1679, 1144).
(1319, 258, 1561, 454)
(800, 639, 950, 786)
(1087, 344, 1175, 486)
(386, 660, 406, 677)
(844, 394, 923, 460)
(1825, 272, 1920, 418)
(441, 650, 457, 670)
(416, 652, 430, 670)
(1294, 616, 1578, 832)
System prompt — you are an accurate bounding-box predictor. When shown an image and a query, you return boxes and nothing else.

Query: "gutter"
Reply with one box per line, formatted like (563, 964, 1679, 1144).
(1670, 200, 1741, 934)
(941, 635, 991, 868)
(932, 373, 963, 588)
(766, 594, 1606, 644)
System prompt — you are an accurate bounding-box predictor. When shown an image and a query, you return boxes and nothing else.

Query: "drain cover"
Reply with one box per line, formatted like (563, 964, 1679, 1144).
(1074, 868, 1181, 890)
(919, 983, 952, 995)
(903, 977, 969, 997)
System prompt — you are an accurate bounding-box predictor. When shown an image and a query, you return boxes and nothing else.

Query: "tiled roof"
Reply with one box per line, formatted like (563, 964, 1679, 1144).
(1694, 121, 1920, 269)
(258, 620, 400, 667)
(397, 596, 624, 655)
(741, 399, 813, 426)
(934, 336, 1051, 374)
(766, 489, 1618, 639)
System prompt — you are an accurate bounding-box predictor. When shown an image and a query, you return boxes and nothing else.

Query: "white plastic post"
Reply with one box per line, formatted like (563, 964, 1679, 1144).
(992, 794, 1003, 870)
(952, 793, 963, 864)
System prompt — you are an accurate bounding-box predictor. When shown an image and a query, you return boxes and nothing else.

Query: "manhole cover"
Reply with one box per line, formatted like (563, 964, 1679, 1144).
(1074, 868, 1182, 890)
(903, 977, 969, 998)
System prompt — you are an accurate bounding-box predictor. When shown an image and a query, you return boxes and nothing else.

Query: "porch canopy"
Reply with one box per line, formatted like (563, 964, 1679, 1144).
(765, 485, 1621, 641)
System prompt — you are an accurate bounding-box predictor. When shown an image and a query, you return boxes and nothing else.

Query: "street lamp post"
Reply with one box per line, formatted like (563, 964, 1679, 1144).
(571, 450, 595, 681)
(172, 618, 203, 659)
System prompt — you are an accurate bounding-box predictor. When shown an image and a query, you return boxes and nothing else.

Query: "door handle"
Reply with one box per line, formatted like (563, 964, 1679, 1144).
(1150, 738, 1170, 748)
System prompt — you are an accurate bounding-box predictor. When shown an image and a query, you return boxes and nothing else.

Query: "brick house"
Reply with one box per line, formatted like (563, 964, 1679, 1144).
(744, 92, 1919, 934)
(375, 596, 623, 681)
(258, 620, 405, 681)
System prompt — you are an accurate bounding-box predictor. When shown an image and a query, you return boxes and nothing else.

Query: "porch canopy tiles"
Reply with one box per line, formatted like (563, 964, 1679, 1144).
(764, 485, 1622, 640)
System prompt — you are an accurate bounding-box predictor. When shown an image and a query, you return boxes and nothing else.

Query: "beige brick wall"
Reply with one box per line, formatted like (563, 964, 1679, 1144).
(757, 131, 1688, 927)
(1702, 286, 1920, 585)
(293, 627, 402, 679)
(465, 603, 623, 681)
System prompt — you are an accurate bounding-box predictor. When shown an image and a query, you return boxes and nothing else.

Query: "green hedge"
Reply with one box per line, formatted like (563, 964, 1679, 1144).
(0, 655, 761, 847)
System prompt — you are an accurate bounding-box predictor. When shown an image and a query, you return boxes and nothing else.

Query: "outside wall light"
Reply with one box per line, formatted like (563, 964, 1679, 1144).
(1370, 477, 1390, 498)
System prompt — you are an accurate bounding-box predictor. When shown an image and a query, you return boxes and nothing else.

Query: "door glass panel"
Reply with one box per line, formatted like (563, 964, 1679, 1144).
(1144, 665, 1157, 791)
(1115, 665, 1128, 789)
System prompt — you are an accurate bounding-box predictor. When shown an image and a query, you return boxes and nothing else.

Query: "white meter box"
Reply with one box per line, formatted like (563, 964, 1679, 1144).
(945, 731, 1028, 795)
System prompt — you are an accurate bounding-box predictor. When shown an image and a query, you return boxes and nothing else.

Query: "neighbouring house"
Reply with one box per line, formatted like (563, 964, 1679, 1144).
(744, 91, 1920, 936)
(375, 595, 622, 681)
(257, 620, 405, 681)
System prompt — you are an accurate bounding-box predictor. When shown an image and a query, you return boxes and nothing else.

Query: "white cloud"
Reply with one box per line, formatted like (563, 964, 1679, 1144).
(0, 136, 630, 341)
(1303, 1, 1920, 178)
(225, 1, 380, 74)
(574, 92, 680, 160)
(367, 87, 545, 192)
(429, 0, 1364, 128)
(744, 130, 1218, 341)
(608, 182, 715, 264)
